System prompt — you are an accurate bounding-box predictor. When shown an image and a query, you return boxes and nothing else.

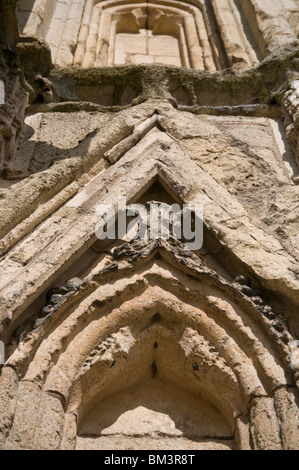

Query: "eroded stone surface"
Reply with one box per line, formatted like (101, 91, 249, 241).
(76, 436, 235, 451)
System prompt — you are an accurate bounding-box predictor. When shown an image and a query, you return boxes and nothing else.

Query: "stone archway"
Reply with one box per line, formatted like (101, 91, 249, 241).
(2, 236, 297, 450)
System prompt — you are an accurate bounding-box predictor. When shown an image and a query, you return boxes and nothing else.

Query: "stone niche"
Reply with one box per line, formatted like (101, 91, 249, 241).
(76, 0, 217, 69)
(16, 0, 268, 70)
(112, 8, 185, 67)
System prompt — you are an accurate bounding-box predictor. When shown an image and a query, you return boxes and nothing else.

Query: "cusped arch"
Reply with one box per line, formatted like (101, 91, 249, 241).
(74, 324, 240, 450)
(4, 244, 296, 449)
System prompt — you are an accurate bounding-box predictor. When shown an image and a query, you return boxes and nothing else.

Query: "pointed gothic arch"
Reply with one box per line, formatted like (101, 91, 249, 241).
(1, 0, 299, 454)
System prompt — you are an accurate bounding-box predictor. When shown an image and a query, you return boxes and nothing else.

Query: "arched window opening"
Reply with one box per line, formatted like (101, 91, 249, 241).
(16, 1, 281, 71)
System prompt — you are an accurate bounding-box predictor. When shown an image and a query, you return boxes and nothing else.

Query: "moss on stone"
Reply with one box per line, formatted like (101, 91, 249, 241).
(36, 42, 299, 109)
